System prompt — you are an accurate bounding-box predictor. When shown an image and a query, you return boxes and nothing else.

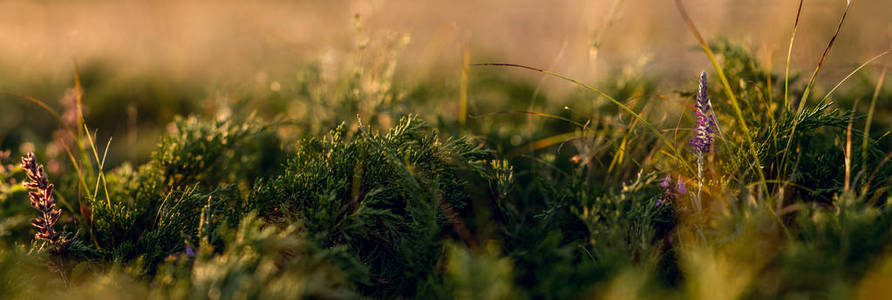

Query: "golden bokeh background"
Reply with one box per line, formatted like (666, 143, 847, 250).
(1, 0, 889, 85)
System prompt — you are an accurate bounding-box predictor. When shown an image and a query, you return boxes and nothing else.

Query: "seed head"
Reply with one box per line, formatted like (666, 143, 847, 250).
(21, 152, 72, 252)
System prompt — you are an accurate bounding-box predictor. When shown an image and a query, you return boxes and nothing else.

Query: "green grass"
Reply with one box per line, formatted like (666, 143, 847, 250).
(1, 5, 892, 299)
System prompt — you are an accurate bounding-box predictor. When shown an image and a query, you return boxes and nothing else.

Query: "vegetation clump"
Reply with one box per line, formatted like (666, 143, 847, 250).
(252, 115, 502, 296)
(0, 3, 891, 298)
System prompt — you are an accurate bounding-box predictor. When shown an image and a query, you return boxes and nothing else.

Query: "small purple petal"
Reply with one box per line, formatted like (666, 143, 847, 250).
(185, 243, 195, 258)
(676, 177, 687, 194)
(660, 176, 671, 188)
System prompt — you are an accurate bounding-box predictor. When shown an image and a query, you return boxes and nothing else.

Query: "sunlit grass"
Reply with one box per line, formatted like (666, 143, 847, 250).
(0, 1, 890, 299)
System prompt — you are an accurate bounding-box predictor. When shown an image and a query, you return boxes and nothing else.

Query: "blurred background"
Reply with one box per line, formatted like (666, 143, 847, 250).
(2, 0, 889, 81)
(1, 0, 890, 167)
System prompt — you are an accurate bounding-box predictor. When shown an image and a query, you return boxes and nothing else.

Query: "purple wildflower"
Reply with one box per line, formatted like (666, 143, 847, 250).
(687, 72, 717, 212)
(657, 175, 685, 207)
(689, 72, 716, 155)
(676, 176, 687, 194)
(21, 152, 72, 252)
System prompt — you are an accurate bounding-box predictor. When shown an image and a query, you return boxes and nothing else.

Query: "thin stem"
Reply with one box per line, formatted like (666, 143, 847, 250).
(473, 63, 695, 174)
(821, 49, 892, 103)
(696, 153, 703, 212)
(844, 97, 861, 193)
(862, 55, 889, 189)
(784, 0, 805, 111)
(779, 0, 852, 202)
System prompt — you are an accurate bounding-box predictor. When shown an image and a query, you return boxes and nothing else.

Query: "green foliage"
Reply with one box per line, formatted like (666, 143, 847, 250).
(68, 116, 284, 275)
(755, 101, 853, 199)
(2, 36, 892, 300)
(153, 214, 356, 299)
(153, 116, 281, 189)
(252, 115, 500, 297)
(570, 172, 675, 265)
(439, 242, 518, 300)
(495, 169, 676, 299)
(0, 151, 30, 243)
(754, 195, 892, 298)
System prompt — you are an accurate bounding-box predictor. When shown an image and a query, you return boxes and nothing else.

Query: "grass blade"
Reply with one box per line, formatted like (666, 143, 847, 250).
(83, 124, 111, 207)
(784, 0, 805, 111)
(821, 49, 892, 103)
(795, 2, 852, 115)
(779, 1, 852, 193)
(861, 54, 888, 192)
(473, 63, 694, 174)
(459, 46, 470, 126)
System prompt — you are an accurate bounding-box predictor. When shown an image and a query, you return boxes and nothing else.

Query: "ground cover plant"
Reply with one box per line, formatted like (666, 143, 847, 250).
(1, 0, 892, 299)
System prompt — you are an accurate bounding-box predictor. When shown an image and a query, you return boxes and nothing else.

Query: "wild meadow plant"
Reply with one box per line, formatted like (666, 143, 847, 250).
(18, 152, 75, 285)
(658, 175, 686, 207)
(0, 55, 889, 299)
(688, 72, 716, 211)
(20, 152, 72, 253)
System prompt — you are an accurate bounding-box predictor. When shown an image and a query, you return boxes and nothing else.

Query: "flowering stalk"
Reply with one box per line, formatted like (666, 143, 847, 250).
(21, 152, 72, 253)
(688, 72, 716, 211)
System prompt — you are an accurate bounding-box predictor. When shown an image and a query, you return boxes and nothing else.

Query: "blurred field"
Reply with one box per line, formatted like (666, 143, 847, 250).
(2, 0, 891, 82)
